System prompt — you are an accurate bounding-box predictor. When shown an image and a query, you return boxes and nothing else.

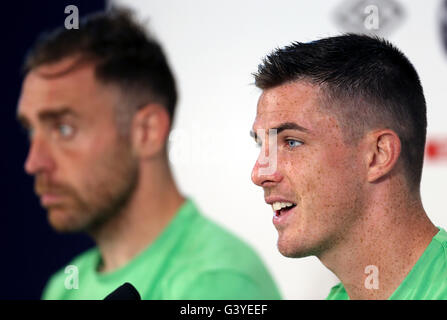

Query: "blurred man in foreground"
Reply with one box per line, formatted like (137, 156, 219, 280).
(17, 9, 281, 300)
(251, 34, 447, 300)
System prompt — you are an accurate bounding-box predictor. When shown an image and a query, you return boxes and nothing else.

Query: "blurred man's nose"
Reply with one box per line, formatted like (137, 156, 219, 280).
(24, 137, 55, 175)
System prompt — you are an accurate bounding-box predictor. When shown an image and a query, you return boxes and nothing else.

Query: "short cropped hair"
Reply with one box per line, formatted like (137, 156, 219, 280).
(23, 9, 177, 132)
(254, 34, 427, 191)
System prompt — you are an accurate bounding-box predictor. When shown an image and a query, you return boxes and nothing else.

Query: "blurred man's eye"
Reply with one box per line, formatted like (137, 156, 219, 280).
(57, 123, 75, 139)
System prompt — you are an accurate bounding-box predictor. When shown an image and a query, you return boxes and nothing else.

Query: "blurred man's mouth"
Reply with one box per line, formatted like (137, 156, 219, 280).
(35, 178, 73, 208)
(40, 193, 66, 207)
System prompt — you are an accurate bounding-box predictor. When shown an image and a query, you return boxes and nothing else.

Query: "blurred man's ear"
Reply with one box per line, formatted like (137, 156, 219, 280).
(365, 129, 402, 183)
(131, 103, 170, 160)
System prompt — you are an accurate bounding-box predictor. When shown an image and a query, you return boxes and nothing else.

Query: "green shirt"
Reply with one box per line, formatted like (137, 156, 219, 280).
(42, 199, 281, 300)
(326, 227, 447, 300)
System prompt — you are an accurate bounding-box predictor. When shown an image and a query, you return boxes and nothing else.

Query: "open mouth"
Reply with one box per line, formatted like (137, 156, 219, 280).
(272, 202, 297, 217)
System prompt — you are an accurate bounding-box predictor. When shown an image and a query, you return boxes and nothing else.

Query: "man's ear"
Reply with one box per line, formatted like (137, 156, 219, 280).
(131, 103, 170, 160)
(366, 129, 402, 183)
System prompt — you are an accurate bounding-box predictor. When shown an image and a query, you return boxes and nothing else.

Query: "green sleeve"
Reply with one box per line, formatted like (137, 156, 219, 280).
(41, 270, 65, 300)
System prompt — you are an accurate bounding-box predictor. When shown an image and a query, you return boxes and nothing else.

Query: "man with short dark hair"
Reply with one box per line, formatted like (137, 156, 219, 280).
(17, 9, 281, 300)
(251, 34, 447, 300)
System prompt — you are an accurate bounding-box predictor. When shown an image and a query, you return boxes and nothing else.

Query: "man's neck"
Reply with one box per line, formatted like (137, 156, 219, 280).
(90, 161, 185, 273)
(319, 187, 438, 300)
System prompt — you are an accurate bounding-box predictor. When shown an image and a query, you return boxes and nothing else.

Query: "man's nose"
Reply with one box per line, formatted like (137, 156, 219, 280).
(251, 155, 283, 187)
(24, 137, 55, 175)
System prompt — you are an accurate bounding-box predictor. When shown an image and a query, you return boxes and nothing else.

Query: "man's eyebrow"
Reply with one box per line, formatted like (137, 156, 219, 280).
(250, 122, 310, 140)
(17, 107, 78, 127)
(37, 107, 78, 122)
(273, 122, 310, 135)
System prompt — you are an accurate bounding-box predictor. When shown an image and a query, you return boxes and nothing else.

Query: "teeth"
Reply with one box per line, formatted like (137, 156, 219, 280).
(272, 202, 295, 211)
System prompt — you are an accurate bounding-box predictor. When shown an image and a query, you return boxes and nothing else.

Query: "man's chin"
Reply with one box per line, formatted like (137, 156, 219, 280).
(277, 235, 314, 258)
(278, 246, 310, 258)
(46, 207, 87, 233)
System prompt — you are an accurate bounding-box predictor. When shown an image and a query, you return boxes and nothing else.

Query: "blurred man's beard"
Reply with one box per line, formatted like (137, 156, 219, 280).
(36, 152, 139, 234)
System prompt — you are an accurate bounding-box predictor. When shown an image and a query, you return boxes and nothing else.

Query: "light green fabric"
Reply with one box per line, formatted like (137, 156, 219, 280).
(326, 227, 447, 300)
(42, 199, 281, 300)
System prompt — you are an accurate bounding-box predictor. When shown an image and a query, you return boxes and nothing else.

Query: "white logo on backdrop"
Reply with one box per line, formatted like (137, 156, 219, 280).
(333, 0, 405, 37)
(64, 5, 80, 30)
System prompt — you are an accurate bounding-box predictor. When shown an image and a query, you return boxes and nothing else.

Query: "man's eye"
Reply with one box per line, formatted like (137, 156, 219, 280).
(286, 139, 302, 148)
(57, 124, 75, 138)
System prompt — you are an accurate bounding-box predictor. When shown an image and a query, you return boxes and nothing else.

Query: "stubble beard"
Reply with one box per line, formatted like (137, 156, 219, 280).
(40, 145, 140, 234)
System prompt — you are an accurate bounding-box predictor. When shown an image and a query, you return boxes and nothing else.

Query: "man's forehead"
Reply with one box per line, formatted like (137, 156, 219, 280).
(23, 59, 94, 93)
(33, 54, 95, 76)
(252, 82, 339, 135)
(18, 75, 75, 118)
(18, 59, 111, 117)
(257, 81, 320, 109)
(255, 92, 317, 128)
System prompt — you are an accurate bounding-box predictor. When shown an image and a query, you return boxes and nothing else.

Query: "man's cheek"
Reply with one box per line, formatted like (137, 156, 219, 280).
(68, 161, 100, 200)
